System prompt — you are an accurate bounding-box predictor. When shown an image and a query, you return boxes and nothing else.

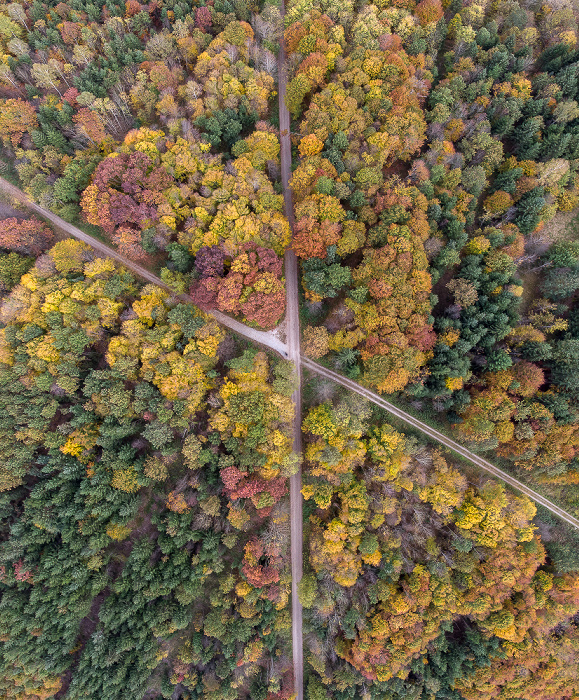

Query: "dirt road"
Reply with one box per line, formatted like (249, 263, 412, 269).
(302, 357, 579, 529)
(277, 7, 305, 697)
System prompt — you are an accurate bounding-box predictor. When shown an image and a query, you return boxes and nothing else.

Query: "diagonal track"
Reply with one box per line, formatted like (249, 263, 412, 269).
(301, 357, 579, 530)
(0, 176, 288, 359)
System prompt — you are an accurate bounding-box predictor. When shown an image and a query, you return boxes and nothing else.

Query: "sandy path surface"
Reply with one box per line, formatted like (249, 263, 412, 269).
(277, 10, 305, 697)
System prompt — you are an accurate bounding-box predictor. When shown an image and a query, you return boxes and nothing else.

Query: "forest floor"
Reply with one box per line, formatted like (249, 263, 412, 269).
(519, 209, 579, 315)
(0, 201, 24, 219)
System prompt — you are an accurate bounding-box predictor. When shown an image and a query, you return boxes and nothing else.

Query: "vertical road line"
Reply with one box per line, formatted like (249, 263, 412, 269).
(276, 8, 305, 697)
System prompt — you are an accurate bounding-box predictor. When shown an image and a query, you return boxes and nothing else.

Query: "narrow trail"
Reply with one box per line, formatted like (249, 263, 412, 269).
(277, 8, 305, 698)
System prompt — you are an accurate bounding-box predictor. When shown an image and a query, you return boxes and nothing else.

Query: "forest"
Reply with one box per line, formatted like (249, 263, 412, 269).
(286, 0, 579, 513)
(0, 233, 297, 698)
(1, 0, 579, 696)
(299, 384, 579, 698)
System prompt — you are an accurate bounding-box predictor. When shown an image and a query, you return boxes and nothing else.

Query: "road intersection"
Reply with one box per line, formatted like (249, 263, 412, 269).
(4, 128, 579, 698)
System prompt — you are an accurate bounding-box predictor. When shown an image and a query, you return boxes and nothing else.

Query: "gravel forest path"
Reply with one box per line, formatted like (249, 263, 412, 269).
(0, 176, 288, 358)
(277, 4, 305, 695)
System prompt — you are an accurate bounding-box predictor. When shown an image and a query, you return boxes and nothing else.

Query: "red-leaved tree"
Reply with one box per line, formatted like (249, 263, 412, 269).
(80, 152, 171, 236)
(0, 217, 53, 256)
